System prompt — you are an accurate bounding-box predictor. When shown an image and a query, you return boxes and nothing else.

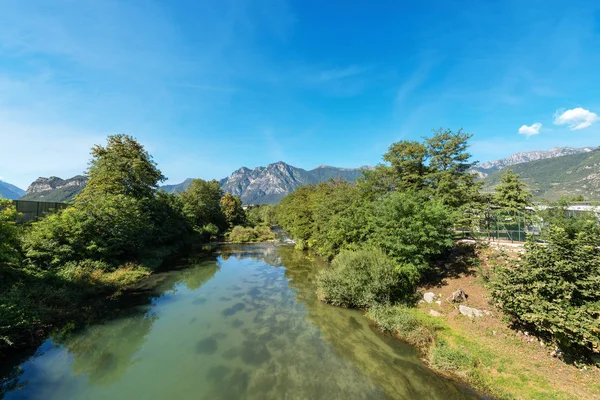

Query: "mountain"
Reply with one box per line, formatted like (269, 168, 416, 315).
(482, 148, 600, 201)
(473, 146, 596, 178)
(0, 180, 26, 200)
(162, 162, 370, 204)
(21, 176, 88, 202)
(159, 178, 193, 194)
(19, 163, 368, 205)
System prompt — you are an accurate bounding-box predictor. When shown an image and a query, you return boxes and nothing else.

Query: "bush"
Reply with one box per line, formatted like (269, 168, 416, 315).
(491, 222, 600, 356)
(316, 247, 418, 308)
(367, 304, 440, 348)
(228, 226, 275, 243)
(0, 199, 20, 266)
(365, 191, 454, 273)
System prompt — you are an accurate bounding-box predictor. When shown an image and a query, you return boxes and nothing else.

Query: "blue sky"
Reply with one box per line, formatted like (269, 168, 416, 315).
(1, 0, 600, 189)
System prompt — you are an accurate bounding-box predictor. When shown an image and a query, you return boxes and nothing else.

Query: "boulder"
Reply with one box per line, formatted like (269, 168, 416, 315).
(429, 310, 442, 317)
(459, 305, 484, 318)
(423, 292, 436, 303)
(448, 288, 468, 303)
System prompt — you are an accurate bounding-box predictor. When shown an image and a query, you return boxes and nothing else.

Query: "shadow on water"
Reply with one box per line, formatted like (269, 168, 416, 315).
(1, 243, 482, 400)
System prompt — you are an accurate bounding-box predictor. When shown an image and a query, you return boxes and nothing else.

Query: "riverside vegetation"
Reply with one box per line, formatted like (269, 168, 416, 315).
(276, 128, 600, 399)
(0, 135, 268, 356)
(1, 129, 599, 398)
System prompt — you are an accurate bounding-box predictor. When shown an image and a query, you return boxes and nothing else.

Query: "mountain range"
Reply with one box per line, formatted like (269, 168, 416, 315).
(471, 146, 597, 178)
(15, 163, 369, 204)
(0, 180, 26, 200)
(6, 146, 600, 204)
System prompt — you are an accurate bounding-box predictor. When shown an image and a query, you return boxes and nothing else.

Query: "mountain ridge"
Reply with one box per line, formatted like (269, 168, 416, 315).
(0, 180, 26, 200)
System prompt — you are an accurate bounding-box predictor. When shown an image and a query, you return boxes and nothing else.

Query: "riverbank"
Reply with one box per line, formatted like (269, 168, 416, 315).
(367, 243, 600, 400)
(0, 240, 198, 360)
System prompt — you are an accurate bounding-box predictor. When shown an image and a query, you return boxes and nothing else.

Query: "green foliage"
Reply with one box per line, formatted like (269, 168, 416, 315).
(365, 191, 454, 272)
(79, 134, 165, 201)
(246, 205, 277, 227)
(366, 305, 442, 348)
(228, 225, 275, 243)
(200, 223, 220, 241)
(0, 199, 20, 266)
(430, 340, 476, 372)
(220, 193, 246, 228)
(482, 148, 600, 201)
(490, 219, 600, 356)
(493, 170, 532, 211)
(22, 136, 192, 270)
(316, 247, 418, 308)
(359, 128, 482, 210)
(180, 179, 226, 231)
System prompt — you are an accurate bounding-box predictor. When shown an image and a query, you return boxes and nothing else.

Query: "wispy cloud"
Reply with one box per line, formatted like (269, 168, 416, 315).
(518, 122, 542, 137)
(554, 107, 598, 130)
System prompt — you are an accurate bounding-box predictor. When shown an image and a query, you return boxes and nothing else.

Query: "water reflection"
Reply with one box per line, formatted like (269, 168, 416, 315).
(1, 244, 479, 400)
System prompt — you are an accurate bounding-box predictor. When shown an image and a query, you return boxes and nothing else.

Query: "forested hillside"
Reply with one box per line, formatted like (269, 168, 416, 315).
(482, 148, 600, 200)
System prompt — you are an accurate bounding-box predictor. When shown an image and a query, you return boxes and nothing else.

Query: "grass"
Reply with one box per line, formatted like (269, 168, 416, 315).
(0, 262, 151, 355)
(366, 303, 600, 400)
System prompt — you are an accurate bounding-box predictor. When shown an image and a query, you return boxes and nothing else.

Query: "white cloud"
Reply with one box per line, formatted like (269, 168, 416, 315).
(518, 122, 542, 137)
(553, 107, 599, 130)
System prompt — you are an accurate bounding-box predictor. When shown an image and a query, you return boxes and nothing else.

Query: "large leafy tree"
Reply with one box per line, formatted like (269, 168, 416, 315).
(0, 199, 20, 267)
(79, 134, 165, 201)
(493, 170, 531, 212)
(23, 135, 190, 269)
(180, 179, 226, 231)
(220, 193, 246, 228)
(491, 220, 600, 356)
(359, 128, 482, 211)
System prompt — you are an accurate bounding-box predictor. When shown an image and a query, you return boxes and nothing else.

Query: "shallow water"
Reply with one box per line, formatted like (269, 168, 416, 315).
(1, 244, 481, 400)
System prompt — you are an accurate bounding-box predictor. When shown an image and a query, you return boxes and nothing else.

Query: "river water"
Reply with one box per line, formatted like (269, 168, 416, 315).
(1, 244, 481, 400)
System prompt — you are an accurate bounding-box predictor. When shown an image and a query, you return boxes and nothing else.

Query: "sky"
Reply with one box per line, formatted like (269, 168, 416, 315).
(1, 0, 600, 189)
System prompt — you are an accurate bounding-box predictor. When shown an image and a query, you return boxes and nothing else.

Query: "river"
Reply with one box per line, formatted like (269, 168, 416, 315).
(0, 243, 481, 400)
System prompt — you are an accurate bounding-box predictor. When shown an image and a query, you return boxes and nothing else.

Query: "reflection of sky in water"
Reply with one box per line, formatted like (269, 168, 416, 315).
(2, 244, 480, 400)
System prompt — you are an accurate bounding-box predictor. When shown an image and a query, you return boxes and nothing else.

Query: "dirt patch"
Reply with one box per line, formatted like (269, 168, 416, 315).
(417, 243, 600, 399)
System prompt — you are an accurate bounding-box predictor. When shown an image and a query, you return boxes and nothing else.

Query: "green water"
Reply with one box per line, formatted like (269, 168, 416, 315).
(1, 244, 481, 400)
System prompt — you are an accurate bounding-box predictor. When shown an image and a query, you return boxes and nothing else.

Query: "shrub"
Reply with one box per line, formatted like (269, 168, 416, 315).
(316, 247, 418, 308)
(0, 199, 20, 266)
(491, 222, 600, 356)
(367, 304, 440, 348)
(228, 226, 275, 243)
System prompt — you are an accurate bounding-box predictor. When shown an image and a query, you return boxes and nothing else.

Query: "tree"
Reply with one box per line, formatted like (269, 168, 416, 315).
(0, 199, 20, 266)
(493, 170, 531, 212)
(79, 134, 165, 201)
(424, 128, 481, 209)
(359, 128, 482, 211)
(383, 140, 429, 192)
(23, 135, 191, 269)
(180, 179, 225, 231)
(491, 221, 600, 356)
(220, 193, 246, 228)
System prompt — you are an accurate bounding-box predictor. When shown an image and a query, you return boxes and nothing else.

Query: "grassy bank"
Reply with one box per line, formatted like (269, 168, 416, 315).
(365, 245, 600, 400)
(0, 243, 193, 357)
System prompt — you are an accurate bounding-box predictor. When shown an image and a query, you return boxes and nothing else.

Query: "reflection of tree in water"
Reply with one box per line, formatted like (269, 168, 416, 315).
(0, 363, 26, 399)
(279, 246, 479, 400)
(55, 255, 220, 387)
(218, 244, 284, 267)
(61, 313, 158, 386)
(180, 260, 219, 291)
